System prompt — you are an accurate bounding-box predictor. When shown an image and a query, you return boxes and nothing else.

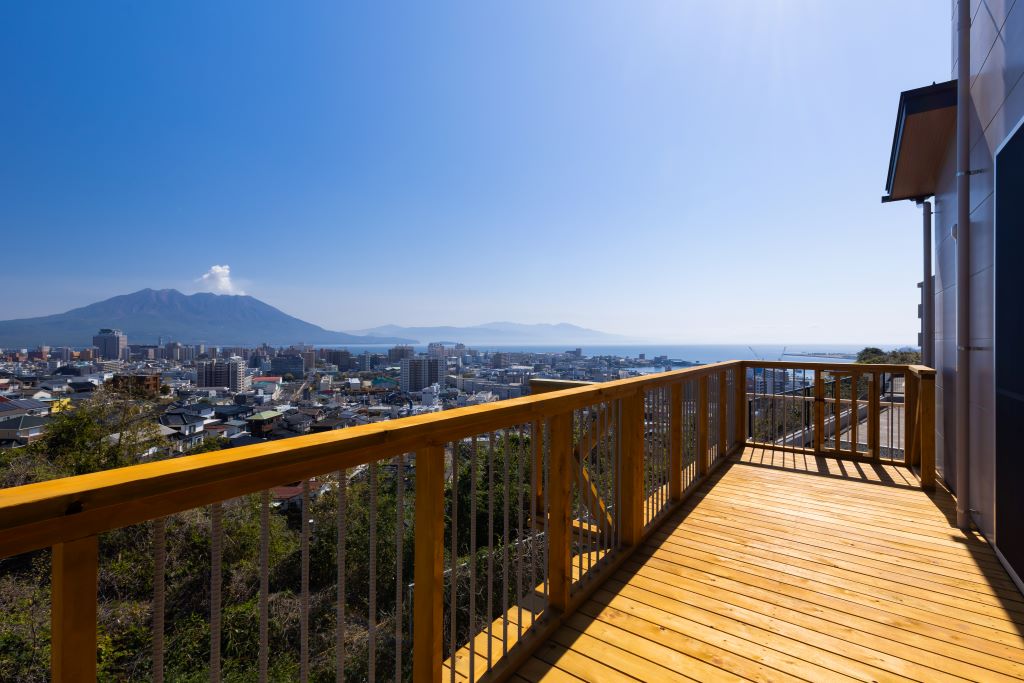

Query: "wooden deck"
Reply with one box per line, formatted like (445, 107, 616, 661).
(512, 447, 1024, 682)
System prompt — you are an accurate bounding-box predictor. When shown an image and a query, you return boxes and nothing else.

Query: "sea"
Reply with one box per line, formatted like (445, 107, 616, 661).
(322, 344, 884, 365)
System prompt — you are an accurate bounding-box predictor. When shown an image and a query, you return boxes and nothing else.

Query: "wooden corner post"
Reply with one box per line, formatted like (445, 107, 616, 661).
(620, 391, 645, 547)
(51, 535, 98, 682)
(733, 365, 746, 449)
(918, 372, 936, 490)
(413, 445, 445, 683)
(904, 372, 920, 468)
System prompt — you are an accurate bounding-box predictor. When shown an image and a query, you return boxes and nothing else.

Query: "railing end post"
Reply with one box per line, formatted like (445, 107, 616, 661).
(51, 535, 98, 683)
(413, 445, 445, 683)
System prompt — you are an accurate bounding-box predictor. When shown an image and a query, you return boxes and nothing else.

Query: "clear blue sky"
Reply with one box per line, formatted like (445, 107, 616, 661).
(1, 2, 949, 345)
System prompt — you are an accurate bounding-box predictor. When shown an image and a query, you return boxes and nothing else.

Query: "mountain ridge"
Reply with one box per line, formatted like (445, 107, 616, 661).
(0, 289, 411, 347)
(0, 290, 627, 348)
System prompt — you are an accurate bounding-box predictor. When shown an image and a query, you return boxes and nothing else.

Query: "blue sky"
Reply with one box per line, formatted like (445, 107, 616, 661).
(1, 2, 948, 344)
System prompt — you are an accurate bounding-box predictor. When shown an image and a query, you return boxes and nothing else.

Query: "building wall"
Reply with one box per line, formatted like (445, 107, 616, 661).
(933, 0, 1023, 537)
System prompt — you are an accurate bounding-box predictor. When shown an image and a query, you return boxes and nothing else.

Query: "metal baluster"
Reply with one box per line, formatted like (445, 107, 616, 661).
(301, 481, 310, 683)
(487, 432, 494, 669)
(450, 444, 458, 683)
(897, 375, 903, 461)
(576, 411, 584, 580)
(503, 428, 510, 654)
(783, 368, 789, 451)
(525, 427, 535, 631)
(801, 370, 807, 450)
(259, 491, 269, 683)
(659, 388, 665, 509)
(336, 470, 346, 682)
(516, 425, 525, 639)
(152, 517, 166, 683)
(542, 422, 549, 600)
(583, 410, 592, 574)
(598, 403, 602, 557)
(598, 405, 605, 549)
(890, 374, 895, 457)
(664, 386, 669, 501)
(395, 453, 405, 680)
(616, 400, 622, 548)
(369, 462, 377, 683)
(645, 393, 651, 524)
(469, 438, 478, 683)
(210, 502, 223, 683)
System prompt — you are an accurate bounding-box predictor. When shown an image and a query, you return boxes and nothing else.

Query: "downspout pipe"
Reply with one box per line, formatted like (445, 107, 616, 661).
(956, 0, 972, 530)
(920, 200, 934, 368)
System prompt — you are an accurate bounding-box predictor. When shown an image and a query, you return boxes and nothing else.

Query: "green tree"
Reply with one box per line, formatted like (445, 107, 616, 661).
(855, 347, 922, 365)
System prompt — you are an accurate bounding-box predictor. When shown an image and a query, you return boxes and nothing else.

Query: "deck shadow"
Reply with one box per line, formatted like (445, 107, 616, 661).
(514, 449, 1024, 680)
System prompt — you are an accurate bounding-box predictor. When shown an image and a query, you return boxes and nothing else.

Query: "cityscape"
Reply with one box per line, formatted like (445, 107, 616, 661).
(0, 327, 713, 455)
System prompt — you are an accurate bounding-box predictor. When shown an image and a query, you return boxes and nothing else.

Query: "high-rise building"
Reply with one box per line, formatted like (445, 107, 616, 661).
(388, 345, 415, 363)
(270, 355, 305, 378)
(92, 329, 127, 361)
(164, 342, 183, 362)
(323, 349, 352, 370)
(400, 357, 445, 393)
(300, 350, 317, 373)
(196, 357, 251, 392)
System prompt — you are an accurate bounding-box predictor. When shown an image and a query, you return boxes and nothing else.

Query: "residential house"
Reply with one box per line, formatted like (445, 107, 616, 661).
(0, 415, 49, 449)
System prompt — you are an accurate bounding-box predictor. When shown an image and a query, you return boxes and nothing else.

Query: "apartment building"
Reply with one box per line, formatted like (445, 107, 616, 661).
(196, 357, 251, 392)
(399, 356, 445, 393)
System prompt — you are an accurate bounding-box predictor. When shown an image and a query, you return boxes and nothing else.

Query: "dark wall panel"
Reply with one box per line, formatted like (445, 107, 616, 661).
(995, 118, 1024, 580)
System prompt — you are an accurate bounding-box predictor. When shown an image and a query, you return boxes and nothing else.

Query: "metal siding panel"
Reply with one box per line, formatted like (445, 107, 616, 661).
(969, 401, 996, 537)
(969, 267, 995, 342)
(974, 1, 1024, 148)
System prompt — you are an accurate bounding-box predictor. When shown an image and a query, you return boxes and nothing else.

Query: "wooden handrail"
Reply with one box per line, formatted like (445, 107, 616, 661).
(0, 360, 739, 558)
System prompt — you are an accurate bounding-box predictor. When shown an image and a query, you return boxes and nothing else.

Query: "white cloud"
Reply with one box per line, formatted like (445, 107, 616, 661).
(196, 264, 244, 295)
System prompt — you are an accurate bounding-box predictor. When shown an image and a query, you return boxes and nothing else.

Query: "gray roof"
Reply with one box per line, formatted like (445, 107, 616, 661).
(0, 415, 50, 430)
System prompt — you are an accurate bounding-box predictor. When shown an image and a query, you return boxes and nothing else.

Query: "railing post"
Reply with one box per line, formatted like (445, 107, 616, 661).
(620, 391, 645, 547)
(905, 372, 919, 467)
(669, 383, 683, 501)
(918, 371, 936, 490)
(733, 365, 746, 449)
(813, 372, 825, 454)
(717, 370, 728, 459)
(697, 376, 709, 476)
(869, 371, 881, 459)
(51, 535, 97, 682)
(547, 411, 573, 610)
(413, 445, 445, 683)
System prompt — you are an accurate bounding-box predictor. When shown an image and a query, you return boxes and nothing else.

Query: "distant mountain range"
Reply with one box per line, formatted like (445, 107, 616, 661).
(0, 289, 412, 347)
(351, 322, 628, 346)
(0, 290, 627, 349)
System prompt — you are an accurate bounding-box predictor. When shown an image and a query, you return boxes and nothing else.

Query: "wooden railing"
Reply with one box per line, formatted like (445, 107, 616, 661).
(0, 360, 935, 682)
(741, 361, 935, 487)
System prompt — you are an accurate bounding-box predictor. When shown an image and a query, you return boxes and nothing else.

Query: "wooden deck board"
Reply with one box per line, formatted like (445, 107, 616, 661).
(512, 448, 1024, 682)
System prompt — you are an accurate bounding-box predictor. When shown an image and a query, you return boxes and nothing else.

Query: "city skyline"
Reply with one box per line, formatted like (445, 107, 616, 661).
(2, 3, 947, 343)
